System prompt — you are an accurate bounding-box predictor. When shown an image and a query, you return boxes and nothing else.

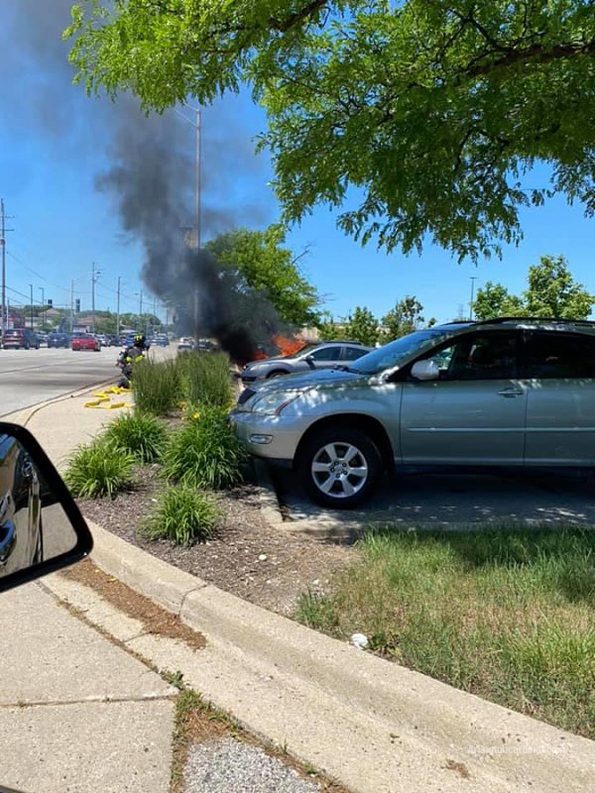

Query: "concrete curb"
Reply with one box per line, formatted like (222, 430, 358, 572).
(87, 520, 595, 793)
(253, 460, 379, 541)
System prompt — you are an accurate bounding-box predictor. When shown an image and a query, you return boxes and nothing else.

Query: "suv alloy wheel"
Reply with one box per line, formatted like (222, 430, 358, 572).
(299, 427, 383, 507)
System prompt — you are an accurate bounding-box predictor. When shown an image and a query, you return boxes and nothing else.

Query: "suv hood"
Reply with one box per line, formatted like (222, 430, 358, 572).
(245, 367, 365, 394)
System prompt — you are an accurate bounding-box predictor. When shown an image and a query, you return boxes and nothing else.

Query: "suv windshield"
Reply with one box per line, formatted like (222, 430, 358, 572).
(350, 329, 452, 375)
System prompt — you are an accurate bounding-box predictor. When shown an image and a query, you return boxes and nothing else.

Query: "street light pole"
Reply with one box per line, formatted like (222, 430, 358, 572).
(116, 276, 121, 340)
(29, 283, 33, 330)
(91, 262, 100, 333)
(469, 277, 478, 320)
(1, 200, 6, 345)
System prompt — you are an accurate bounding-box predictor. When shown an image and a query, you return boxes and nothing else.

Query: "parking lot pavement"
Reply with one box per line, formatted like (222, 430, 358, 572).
(273, 468, 595, 536)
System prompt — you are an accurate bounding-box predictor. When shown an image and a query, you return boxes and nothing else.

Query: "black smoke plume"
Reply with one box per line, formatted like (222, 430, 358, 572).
(3, 0, 279, 361)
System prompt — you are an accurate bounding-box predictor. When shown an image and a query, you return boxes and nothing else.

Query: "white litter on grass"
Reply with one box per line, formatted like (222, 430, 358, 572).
(350, 633, 369, 650)
(258, 554, 268, 562)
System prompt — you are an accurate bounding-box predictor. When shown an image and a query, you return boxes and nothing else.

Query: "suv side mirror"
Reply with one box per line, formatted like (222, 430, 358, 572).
(305, 355, 316, 368)
(411, 360, 440, 381)
(0, 422, 93, 593)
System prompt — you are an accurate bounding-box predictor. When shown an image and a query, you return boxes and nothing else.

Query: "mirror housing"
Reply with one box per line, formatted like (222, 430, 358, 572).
(0, 422, 93, 593)
(305, 355, 316, 369)
(411, 360, 440, 381)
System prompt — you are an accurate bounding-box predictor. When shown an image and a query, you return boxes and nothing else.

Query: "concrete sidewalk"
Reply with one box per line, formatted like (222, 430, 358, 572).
(1, 385, 175, 793)
(0, 580, 174, 793)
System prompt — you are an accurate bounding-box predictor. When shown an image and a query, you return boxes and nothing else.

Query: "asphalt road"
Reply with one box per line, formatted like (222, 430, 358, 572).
(0, 347, 118, 417)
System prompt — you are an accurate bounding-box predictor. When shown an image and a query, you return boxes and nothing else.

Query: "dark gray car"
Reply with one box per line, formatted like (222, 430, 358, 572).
(241, 342, 372, 383)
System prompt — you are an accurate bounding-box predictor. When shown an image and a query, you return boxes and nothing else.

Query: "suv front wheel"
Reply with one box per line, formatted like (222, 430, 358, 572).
(298, 427, 382, 508)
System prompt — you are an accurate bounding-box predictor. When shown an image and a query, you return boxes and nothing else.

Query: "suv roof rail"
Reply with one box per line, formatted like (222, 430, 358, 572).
(472, 316, 595, 327)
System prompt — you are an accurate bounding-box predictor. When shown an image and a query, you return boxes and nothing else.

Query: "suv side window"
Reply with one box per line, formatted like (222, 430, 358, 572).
(525, 332, 595, 378)
(309, 346, 341, 361)
(342, 346, 367, 361)
(421, 331, 519, 381)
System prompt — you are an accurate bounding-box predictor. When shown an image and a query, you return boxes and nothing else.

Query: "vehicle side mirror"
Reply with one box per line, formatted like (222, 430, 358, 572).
(411, 360, 440, 381)
(0, 423, 93, 593)
(305, 355, 316, 368)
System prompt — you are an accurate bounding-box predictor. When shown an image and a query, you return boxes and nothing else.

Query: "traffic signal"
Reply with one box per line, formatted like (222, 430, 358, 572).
(47, 299, 53, 308)
(75, 299, 80, 313)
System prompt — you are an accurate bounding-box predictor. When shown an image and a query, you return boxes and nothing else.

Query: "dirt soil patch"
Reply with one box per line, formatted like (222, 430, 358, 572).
(63, 558, 206, 650)
(79, 465, 354, 615)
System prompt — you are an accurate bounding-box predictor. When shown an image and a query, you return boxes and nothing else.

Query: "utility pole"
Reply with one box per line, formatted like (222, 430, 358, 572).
(1, 200, 13, 347)
(91, 262, 100, 333)
(116, 276, 121, 340)
(29, 283, 34, 330)
(139, 289, 143, 326)
(38, 287, 45, 330)
(194, 108, 201, 336)
(469, 276, 478, 320)
(70, 280, 74, 333)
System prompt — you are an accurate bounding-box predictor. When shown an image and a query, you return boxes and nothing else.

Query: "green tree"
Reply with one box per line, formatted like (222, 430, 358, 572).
(524, 255, 593, 319)
(473, 256, 593, 320)
(67, 2, 595, 261)
(206, 225, 321, 327)
(381, 296, 434, 341)
(473, 283, 525, 320)
(343, 306, 379, 346)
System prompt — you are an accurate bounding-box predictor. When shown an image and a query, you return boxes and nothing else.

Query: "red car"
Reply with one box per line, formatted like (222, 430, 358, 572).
(71, 334, 101, 352)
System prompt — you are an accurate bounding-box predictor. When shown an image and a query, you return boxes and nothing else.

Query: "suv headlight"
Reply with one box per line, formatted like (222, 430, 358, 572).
(250, 390, 306, 415)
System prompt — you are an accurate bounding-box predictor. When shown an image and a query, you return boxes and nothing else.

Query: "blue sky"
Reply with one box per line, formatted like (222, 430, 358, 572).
(1, 2, 593, 324)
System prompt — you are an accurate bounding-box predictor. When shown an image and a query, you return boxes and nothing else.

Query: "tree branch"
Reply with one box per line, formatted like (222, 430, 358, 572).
(269, 0, 328, 33)
(463, 39, 595, 79)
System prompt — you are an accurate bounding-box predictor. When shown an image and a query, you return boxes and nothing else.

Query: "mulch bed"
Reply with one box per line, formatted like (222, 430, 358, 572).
(79, 465, 354, 616)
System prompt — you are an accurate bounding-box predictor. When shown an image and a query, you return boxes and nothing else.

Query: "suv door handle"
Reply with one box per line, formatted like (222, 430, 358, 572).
(497, 387, 524, 398)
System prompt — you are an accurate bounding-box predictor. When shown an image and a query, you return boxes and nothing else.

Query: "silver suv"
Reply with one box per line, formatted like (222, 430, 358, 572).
(231, 318, 595, 507)
(240, 341, 372, 383)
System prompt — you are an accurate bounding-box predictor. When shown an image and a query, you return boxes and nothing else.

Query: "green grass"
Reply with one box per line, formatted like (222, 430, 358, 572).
(64, 438, 135, 498)
(133, 358, 181, 415)
(104, 411, 167, 463)
(162, 406, 247, 489)
(177, 351, 232, 408)
(296, 526, 595, 739)
(141, 485, 220, 545)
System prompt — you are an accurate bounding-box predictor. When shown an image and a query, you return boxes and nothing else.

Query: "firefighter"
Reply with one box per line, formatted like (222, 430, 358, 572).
(117, 334, 147, 388)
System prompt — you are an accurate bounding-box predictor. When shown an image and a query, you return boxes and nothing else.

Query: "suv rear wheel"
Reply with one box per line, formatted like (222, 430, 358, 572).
(298, 427, 383, 508)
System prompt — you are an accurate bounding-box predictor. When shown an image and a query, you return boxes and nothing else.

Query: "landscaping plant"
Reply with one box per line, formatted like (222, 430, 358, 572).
(163, 406, 246, 490)
(177, 351, 232, 408)
(104, 411, 167, 463)
(296, 526, 595, 740)
(65, 438, 135, 498)
(133, 358, 181, 415)
(141, 484, 220, 545)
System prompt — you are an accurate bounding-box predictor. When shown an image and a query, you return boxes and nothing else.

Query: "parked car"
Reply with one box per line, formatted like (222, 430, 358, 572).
(240, 342, 372, 383)
(232, 318, 595, 507)
(71, 334, 101, 352)
(178, 337, 196, 352)
(0, 431, 43, 577)
(47, 332, 71, 348)
(2, 328, 40, 349)
(36, 332, 49, 346)
(153, 334, 170, 347)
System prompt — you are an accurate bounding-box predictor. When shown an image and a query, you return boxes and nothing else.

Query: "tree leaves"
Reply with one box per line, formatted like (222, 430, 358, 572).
(67, 1, 595, 260)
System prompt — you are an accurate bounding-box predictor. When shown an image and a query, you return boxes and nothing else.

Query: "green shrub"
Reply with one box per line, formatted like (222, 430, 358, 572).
(163, 406, 246, 489)
(133, 358, 181, 415)
(141, 484, 220, 545)
(178, 351, 232, 407)
(104, 411, 167, 463)
(65, 439, 135, 498)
